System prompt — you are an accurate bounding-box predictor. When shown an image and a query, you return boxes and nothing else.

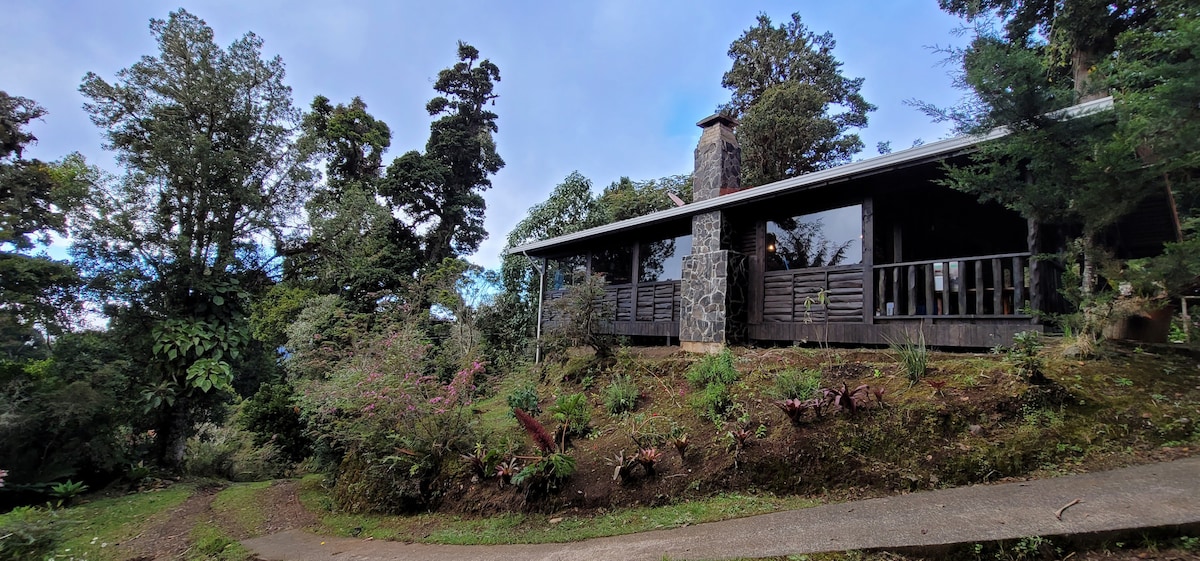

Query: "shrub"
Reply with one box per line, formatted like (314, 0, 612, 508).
(0, 506, 64, 561)
(772, 368, 821, 400)
(690, 382, 734, 422)
(887, 330, 928, 383)
(239, 381, 310, 463)
(685, 349, 739, 387)
(506, 383, 541, 416)
(603, 375, 640, 415)
(545, 273, 617, 357)
(550, 393, 591, 437)
(1007, 331, 1046, 383)
(184, 420, 288, 482)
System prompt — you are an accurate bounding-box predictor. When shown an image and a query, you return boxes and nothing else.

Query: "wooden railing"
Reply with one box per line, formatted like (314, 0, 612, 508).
(873, 252, 1031, 318)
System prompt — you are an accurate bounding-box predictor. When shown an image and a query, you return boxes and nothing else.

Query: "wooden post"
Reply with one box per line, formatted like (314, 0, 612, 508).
(974, 259, 984, 315)
(1013, 256, 1025, 314)
(992, 258, 1004, 315)
(750, 221, 766, 325)
(957, 260, 967, 317)
(940, 261, 951, 316)
(1027, 218, 1042, 324)
(924, 263, 935, 316)
(862, 198, 874, 324)
(907, 265, 917, 316)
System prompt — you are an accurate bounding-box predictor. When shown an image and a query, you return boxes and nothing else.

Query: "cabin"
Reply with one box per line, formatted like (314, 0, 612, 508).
(508, 97, 1174, 351)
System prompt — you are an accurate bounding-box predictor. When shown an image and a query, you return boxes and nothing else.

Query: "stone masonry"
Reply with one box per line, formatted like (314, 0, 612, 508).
(681, 114, 745, 354)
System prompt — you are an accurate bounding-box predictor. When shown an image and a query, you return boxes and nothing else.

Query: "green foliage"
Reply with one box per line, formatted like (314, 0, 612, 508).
(506, 383, 541, 416)
(887, 330, 928, 384)
(47, 480, 88, 506)
(549, 393, 591, 437)
(1006, 331, 1047, 383)
(383, 42, 503, 266)
(690, 382, 734, 423)
(771, 368, 821, 400)
(545, 273, 617, 358)
(184, 419, 288, 482)
(511, 452, 575, 487)
(0, 506, 64, 561)
(603, 375, 640, 415)
(294, 308, 483, 512)
(239, 381, 309, 463)
(721, 12, 873, 185)
(685, 350, 739, 387)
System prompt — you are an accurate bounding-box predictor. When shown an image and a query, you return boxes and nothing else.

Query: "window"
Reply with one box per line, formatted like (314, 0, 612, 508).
(766, 205, 862, 271)
(548, 255, 586, 290)
(639, 234, 691, 282)
(592, 246, 633, 285)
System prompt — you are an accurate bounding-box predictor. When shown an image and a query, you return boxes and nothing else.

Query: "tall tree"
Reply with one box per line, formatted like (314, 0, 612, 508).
(77, 9, 313, 466)
(293, 96, 419, 306)
(938, 0, 1155, 100)
(385, 41, 504, 266)
(0, 92, 88, 345)
(721, 13, 874, 185)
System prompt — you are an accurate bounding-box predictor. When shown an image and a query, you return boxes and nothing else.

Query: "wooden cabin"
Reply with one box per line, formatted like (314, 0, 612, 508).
(509, 97, 1160, 351)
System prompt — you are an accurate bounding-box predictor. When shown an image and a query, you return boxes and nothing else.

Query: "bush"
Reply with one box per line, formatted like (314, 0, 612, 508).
(690, 382, 733, 422)
(772, 368, 821, 400)
(506, 383, 541, 416)
(0, 506, 64, 561)
(603, 375, 640, 415)
(183, 420, 288, 482)
(1007, 331, 1047, 383)
(549, 393, 591, 437)
(239, 381, 310, 463)
(685, 349, 739, 387)
(887, 330, 928, 383)
(544, 273, 617, 357)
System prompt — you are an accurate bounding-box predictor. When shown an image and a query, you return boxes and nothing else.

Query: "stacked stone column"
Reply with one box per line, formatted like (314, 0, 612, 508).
(680, 115, 746, 354)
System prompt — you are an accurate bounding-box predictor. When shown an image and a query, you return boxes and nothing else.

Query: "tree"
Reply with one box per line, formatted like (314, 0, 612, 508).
(292, 96, 420, 307)
(385, 41, 504, 266)
(721, 13, 874, 185)
(0, 92, 88, 344)
(77, 10, 313, 467)
(937, 0, 1155, 100)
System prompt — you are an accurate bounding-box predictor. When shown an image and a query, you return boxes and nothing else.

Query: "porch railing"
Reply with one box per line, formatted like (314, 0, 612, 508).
(873, 252, 1031, 318)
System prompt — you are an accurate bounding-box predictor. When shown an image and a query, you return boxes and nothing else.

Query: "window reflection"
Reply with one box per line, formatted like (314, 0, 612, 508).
(548, 255, 586, 290)
(640, 234, 691, 282)
(766, 205, 862, 271)
(593, 246, 633, 285)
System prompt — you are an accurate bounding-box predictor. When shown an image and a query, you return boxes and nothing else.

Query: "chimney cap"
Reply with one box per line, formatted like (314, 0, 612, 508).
(696, 114, 738, 129)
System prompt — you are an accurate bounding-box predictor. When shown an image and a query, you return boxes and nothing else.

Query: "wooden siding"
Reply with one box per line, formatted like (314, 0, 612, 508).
(749, 319, 1041, 348)
(761, 265, 864, 323)
(544, 280, 680, 337)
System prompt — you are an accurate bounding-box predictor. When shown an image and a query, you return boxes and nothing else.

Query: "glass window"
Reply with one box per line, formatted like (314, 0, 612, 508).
(639, 234, 691, 282)
(766, 205, 862, 271)
(592, 246, 634, 285)
(548, 255, 586, 290)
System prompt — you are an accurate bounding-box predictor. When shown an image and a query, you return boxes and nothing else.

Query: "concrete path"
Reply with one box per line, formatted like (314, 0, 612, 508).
(244, 456, 1200, 561)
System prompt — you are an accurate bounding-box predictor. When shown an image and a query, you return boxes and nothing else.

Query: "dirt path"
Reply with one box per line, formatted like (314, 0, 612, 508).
(121, 484, 222, 561)
(120, 480, 316, 560)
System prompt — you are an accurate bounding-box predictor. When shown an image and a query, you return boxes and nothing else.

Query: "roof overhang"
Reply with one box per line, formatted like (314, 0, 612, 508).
(507, 96, 1113, 257)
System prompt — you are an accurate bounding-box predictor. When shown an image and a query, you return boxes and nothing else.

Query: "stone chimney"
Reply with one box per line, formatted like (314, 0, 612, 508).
(692, 114, 741, 202)
(680, 115, 747, 354)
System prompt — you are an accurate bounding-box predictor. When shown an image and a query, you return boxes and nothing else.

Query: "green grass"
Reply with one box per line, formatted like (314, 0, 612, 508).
(297, 474, 816, 545)
(211, 481, 273, 536)
(187, 521, 255, 561)
(31, 485, 194, 561)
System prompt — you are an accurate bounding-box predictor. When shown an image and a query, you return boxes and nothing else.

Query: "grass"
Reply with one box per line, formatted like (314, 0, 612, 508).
(297, 473, 817, 545)
(187, 522, 255, 561)
(210, 481, 273, 536)
(24, 485, 194, 561)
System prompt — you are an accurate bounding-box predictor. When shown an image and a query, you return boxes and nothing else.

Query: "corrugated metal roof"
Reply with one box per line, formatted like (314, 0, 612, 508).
(507, 96, 1113, 256)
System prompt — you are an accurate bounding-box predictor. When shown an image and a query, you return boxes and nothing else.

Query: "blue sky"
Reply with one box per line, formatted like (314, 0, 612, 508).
(2, 0, 971, 270)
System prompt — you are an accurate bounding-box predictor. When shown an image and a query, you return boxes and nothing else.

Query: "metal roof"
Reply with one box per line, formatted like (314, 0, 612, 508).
(507, 96, 1113, 256)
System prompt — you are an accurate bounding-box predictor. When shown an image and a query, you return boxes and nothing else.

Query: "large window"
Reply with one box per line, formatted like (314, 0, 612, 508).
(766, 205, 862, 271)
(639, 234, 691, 282)
(592, 246, 633, 285)
(548, 255, 587, 290)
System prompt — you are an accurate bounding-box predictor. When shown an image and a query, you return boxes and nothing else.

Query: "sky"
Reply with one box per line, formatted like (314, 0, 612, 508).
(2, 0, 973, 271)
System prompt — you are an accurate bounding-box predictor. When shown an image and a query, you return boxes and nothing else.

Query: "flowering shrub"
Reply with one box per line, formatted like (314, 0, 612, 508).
(295, 319, 484, 513)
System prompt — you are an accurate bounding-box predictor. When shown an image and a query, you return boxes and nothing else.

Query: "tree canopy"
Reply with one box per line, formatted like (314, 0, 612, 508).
(721, 13, 874, 186)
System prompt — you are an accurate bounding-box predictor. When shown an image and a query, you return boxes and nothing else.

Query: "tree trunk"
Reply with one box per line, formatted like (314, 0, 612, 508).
(1072, 47, 1106, 102)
